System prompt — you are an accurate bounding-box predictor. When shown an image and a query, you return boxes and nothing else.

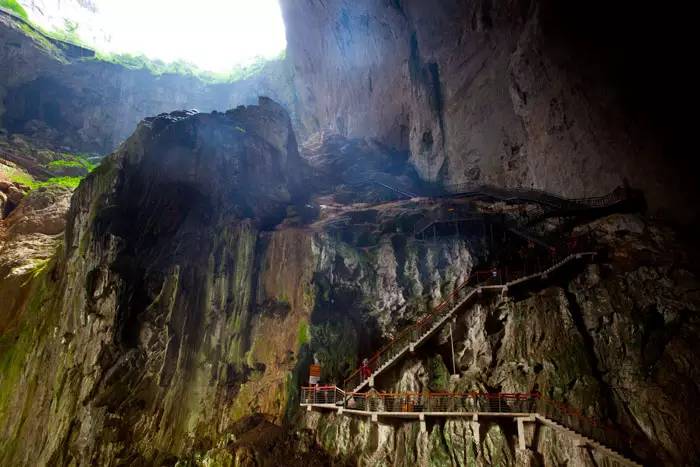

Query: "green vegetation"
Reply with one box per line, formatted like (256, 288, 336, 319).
(310, 320, 358, 384)
(37, 176, 83, 189)
(1, 153, 93, 191)
(297, 320, 310, 347)
(88, 51, 285, 84)
(0, 263, 58, 462)
(3, 171, 83, 190)
(0, 164, 33, 187)
(0, 0, 28, 20)
(46, 153, 96, 172)
(426, 355, 450, 391)
(5, 6, 287, 83)
(3, 170, 34, 188)
(46, 18, 83, 45)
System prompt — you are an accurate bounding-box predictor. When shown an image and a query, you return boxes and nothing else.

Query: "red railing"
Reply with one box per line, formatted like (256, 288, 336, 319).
(301, 386, 642, 463)
(323, 388, 539, 413)
(343, 243, 595, 393)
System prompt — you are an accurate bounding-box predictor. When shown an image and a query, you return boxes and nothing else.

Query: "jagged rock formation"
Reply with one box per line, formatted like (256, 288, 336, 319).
(1, 0, 699, 463)
(1, 98, 305, 464)
(0, 100, 470, 465)
(304, 214, 700, 466)
(0, 12, 297, 154)
(0, 98, 698, 465)
(280, 0, 696, 222)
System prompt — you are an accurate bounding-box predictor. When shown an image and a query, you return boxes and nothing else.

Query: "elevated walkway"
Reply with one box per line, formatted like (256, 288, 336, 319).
(442, 183, 640, 215)
(343, 252, 596, 394)
(300, 387, 642, 467)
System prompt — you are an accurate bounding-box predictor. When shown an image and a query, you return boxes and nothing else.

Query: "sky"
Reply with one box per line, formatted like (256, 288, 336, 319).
(24, 0, 287, 72)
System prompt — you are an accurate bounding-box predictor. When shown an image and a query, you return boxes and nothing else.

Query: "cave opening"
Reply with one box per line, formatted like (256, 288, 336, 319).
(15, 0, 287, 73)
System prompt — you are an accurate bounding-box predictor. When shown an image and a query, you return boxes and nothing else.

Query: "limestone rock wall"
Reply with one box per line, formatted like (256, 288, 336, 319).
(0, 101, 481, 465)
(280, 0, 696, 221)
(0, 100, 310, 465)
(305, 214, 700, 466)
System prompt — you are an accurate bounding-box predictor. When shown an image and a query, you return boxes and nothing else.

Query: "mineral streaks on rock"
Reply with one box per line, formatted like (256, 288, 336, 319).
(280, 0, 696, 221)
(0, 100, 309, 465)
(307, 214, 700, 466)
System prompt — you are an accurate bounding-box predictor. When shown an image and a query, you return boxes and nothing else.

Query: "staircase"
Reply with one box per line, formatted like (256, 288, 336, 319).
(535, 415, 640, 466)
(343, 252, 597, 394)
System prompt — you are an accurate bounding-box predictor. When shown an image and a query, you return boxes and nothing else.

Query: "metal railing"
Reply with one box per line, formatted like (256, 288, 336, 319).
(535, 395, 647, 462)
(303, 387, 539, 414)
(300, 386, 641, 464)
(441, 184, 631, 211)
(343, 243, 595, 393)
(301, 386, 345, 405)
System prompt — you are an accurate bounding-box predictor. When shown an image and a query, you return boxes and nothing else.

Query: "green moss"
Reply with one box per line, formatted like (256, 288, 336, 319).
(1, 163, 85, 190)
(0, 0, 28, 19)
(6, 171, 35, 189)
(37, 176, 83, 189)
(309, 320, 358, 384)
(297, 320, 310, 347)
(428, 426, 452, 467)
(15, 20, 65, 60)
(0, 260, 60, 462)
(427, 355, 450, 392)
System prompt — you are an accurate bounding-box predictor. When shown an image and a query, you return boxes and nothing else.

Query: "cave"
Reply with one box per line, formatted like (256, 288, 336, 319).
(0, 1, 698, 466)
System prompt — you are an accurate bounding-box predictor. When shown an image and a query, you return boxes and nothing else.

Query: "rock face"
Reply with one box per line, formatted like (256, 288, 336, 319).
(0, 99, 475, 465)
(280, 0, 696, 222)
(0, 12, 298, 154)
(0, 183, 71, 334)
(0, 98, 698, 466)
(305, 214, 700, 466)
(1, 2, 699, 464)
(0, 99, 308, 465)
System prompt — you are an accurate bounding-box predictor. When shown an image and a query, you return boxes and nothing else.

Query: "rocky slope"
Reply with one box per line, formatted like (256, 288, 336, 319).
(0, 11, 298, 154)
(279, 0, 696, 222)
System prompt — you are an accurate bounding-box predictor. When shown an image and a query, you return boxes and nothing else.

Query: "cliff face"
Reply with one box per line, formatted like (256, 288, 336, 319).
(280, 0, 695, 221)
(1, 1, 699, 465)
(305, 214, 700, 466)
(0, 99, 305, 464)
(0, 12, 297, 154)
(0, 98, 698, 466)
(0, 100, 477, 465)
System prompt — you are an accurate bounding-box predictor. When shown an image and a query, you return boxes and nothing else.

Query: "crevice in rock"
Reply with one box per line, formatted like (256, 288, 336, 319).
(561, 288, 618, 421)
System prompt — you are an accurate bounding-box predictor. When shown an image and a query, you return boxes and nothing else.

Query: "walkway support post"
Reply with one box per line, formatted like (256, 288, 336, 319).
(449, 321, 457, 376)
(471, 414, 480, 448)
(515, 416, 535, 451)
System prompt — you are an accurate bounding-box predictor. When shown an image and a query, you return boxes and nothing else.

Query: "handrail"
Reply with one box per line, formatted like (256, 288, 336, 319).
(300, 386, 641, 465)
(441, 183, 631, 210)
(343, 246, 596, 393)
